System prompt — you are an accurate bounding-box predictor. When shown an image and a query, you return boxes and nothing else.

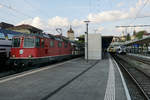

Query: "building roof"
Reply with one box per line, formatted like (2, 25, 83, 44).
(7, 24, 43, 33)
(67, 26, 74, 33)
(0, 22, 14, 29)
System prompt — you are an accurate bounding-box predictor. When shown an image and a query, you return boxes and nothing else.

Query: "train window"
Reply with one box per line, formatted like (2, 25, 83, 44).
(41, 39, 45, 48)
(35, 38, 40, 48)
(0, 33, 5, 40)
(12, 38, 20, 47)
(50, 40, 54, 47)
(58, 42, 62, 48)
(24, 38, 35, 48)
(7, 34, 14, 40)
(64, 42, 68, 48)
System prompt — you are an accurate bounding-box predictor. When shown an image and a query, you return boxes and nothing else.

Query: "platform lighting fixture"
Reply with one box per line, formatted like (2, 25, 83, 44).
(84, 20, 90, 63)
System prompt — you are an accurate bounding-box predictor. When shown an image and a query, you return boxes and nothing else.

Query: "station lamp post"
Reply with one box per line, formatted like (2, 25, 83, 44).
(84, 20, 90, 63)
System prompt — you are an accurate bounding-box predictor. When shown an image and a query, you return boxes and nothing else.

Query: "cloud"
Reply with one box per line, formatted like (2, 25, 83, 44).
(117, 2, 124, 7)
(48, 16, 69, 27)
(18, 16, 46, 29)
(0, 4, 3, 8)
(17, 0, 148, 36)
(116, 27, 124, 33)
(87, 0, 147, 23)
(18, 16, 85, 36)
(88, 10, 130, 23)
(97, 26, 104, 32)
(72, 19, 84, 27)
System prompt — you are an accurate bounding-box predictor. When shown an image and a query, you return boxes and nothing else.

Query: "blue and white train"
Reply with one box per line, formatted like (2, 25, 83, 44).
(116, 46, 126, 54)
(0, 29, 22, 60)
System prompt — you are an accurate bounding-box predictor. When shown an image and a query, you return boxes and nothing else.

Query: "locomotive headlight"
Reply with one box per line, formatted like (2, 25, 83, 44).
(12, 55, 15, 58)
(19, 49, 23, 55)
(28, 54, 32, 58)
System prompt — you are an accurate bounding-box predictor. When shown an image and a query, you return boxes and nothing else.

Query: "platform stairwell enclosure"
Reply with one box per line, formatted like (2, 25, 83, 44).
(85, 34, 102, 60)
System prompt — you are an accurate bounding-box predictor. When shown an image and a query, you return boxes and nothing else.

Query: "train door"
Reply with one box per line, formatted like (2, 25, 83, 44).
(58, 41, 62, 55)
(44, 38, 49, 56)
(39, 38, 45, 57)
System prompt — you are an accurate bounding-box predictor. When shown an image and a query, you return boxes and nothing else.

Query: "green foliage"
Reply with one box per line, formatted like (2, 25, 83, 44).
(135, 30, 147, 39)
(79, 35, 84, 38)
(126, 33, 131, 41)
(77, 34, 84, 43)
(133, 30, 136, 35)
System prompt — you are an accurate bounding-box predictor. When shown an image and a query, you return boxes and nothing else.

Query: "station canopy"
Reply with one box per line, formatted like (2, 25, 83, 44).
(124, 36, 150, 46)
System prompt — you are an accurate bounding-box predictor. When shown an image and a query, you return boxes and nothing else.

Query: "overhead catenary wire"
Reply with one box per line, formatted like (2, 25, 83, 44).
(23, 0, 51, 19)
(0, 3, 33, 19)
(0, 7, 27, 22)
(0, 16, 16, 24)
(96, 0, 103, 13)
(0, 0, 35, 24)
(0, 1, 52, 33)
(129, 0, 150, 25)
(134, 0, 150, 20)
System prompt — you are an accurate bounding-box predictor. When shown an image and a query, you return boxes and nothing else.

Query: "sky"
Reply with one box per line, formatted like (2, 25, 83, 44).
(0, 0, 150, 37)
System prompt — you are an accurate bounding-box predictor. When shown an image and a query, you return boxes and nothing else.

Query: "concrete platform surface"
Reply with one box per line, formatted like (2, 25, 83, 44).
(0, 55, 129, 100)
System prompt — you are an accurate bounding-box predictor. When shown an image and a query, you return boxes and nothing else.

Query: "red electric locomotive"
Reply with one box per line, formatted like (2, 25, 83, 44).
(9, 33, 83, 68)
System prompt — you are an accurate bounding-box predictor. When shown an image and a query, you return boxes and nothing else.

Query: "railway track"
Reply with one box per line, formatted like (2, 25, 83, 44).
(114, 55, 150, 100)
(126, 55, 150, 65)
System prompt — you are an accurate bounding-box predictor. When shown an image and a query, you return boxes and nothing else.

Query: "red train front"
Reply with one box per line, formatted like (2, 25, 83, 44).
(10, 34, 78, 68)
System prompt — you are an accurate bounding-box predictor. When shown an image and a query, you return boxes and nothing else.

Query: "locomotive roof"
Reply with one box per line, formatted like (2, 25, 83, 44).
(14, 32, 72, 42)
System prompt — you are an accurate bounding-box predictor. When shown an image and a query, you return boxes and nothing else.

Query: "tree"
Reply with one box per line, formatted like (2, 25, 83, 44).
(77, 35, 85, 43)
(135, 30, 147, 39)
(126, 33, 131, 41)
(133, 30, 136, 35)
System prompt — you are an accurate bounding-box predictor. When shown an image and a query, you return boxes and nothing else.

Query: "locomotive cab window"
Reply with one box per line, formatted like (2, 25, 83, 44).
(58, 42, 62, 48)
(24, 37, 35, 48)
(35, 38, 40, 48)
(0, 33, 5, 40)
(50, 40, 54, 47)
(7, 34, 14, 40)
(12, 38, 20, 47)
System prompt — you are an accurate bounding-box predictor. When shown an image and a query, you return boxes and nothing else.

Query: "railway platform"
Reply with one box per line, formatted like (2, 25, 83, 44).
(0, 55, 130, 100)
(127, 53, 150, 60)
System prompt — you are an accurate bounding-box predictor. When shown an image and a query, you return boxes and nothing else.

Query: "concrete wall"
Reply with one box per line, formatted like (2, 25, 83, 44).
(85, 33, 102, 60)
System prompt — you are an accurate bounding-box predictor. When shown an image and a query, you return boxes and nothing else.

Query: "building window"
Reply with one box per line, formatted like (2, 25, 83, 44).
(58, 42, 62, 48)
(50, 40, 54, 47)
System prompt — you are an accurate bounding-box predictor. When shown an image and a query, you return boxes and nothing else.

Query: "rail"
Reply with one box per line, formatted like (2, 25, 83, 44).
(113, 56, 150, 100)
